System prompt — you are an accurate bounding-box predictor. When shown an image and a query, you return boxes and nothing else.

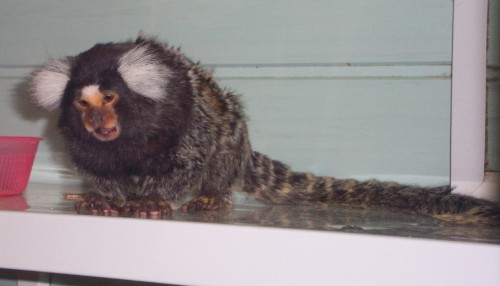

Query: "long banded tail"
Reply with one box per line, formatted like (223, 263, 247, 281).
(244, 151, 500, 226)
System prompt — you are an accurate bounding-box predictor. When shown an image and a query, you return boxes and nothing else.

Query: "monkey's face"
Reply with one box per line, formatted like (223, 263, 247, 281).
(29, 39, 174, 143)
(74, 85, 121, 142)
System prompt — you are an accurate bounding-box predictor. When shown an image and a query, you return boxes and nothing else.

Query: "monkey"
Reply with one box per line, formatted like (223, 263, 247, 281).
(29, 36, 500, 225)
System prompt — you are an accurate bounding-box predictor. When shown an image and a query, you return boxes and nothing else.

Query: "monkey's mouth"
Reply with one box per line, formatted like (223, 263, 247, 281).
(90, 124, 121, 142)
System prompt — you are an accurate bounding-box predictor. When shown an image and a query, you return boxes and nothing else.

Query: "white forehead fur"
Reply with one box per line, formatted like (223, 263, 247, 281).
(81, 84, 100, 97)
(118, 44, 171, 101)
(29, 59, 71, 111)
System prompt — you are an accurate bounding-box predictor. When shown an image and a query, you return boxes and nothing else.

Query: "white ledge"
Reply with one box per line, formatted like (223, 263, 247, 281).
(1, 210, 499, 286)
(0, 64, 451, 80)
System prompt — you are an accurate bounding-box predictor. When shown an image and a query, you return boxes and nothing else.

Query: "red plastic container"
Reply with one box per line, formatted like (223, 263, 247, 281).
(0, 136, 42, 196)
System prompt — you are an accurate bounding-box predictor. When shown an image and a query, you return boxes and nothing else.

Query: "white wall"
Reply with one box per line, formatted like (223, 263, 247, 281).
(0, 0, 453, 185)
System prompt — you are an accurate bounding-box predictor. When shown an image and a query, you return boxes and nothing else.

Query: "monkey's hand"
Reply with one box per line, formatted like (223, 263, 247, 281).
(74, 192, 120, 216)
(181, 195, 230, 212)
(126, 193, 173, 219)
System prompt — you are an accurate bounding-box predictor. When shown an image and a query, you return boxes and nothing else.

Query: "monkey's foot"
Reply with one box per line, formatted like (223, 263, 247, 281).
(127, 194, 173, 218)
(74, 193, 119, 216)
(181, 196, 228, 212)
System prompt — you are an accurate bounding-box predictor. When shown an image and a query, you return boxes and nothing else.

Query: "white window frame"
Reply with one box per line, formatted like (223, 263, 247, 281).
(451, 0, 489, 195)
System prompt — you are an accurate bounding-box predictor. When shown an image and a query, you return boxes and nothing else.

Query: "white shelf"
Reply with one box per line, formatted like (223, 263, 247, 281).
(1, 183, 500, 286)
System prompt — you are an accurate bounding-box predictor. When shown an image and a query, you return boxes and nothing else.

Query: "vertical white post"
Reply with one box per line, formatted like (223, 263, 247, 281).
(451, 0, 488, 194)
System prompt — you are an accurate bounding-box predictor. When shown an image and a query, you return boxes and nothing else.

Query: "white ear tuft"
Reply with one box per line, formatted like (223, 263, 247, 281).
(118, 44, 171, 101)
(29, 59, 71, 111)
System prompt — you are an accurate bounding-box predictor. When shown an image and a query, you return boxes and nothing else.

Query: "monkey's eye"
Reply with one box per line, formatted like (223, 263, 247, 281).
(76, 99, 89, 109)
(103, 94, 115, 104)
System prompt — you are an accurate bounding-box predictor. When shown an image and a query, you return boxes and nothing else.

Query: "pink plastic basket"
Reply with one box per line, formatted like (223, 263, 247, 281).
(0, 136, 42, 196)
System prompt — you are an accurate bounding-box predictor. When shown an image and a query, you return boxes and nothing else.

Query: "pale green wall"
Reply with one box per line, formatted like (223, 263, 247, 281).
(0, 0, 453, 186)
(488, 0, 500, 171)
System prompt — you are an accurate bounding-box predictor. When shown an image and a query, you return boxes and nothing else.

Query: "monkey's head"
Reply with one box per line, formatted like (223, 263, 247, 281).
(29, 38, 187, 143)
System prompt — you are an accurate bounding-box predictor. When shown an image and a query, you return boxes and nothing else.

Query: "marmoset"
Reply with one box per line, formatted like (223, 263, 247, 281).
(29, 37, 500, 225)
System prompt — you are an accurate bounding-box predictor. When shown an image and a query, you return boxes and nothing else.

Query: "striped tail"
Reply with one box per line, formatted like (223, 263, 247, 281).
(243, 151, 500, 226)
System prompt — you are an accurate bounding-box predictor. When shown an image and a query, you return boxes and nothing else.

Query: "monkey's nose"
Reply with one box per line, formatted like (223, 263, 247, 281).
(89, 112, 103, 130)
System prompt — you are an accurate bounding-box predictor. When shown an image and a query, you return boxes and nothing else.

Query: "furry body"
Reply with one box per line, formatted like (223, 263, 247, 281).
(30, 37, 500, 225)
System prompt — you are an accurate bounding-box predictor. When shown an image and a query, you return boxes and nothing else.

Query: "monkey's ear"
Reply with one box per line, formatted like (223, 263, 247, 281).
(29, 59, 71, 111)
(117, 44, 171, 102)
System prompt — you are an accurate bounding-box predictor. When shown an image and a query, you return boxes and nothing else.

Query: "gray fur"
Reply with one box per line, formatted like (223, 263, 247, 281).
(118, 44, 172, 101)
(29, 59, 71, 110)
